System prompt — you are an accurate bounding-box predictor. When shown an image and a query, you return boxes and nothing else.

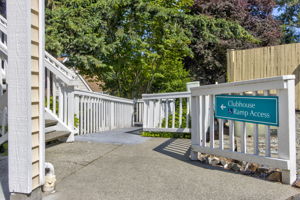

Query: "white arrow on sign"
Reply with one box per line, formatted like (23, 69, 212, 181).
(220, 104, 226, 110)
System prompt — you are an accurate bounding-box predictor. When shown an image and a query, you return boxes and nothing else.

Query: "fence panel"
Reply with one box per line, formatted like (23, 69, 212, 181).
(74, 90, 134, 135)
(227, 43, 300, 109)
(142, 92, 192, 133)
(190, 75, 296, 185)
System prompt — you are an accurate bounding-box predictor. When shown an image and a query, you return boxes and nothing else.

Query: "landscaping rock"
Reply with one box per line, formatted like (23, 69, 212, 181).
(223, 163, 229, 170)
(245, 163, 259, 172)
(219, 157, 232, 166)
(257, 166, 269, 174)
(208, 156, 220, 166)
(228, 162, 241, 172)
(293, 179, 300, 188)
(267, 171, 282, 182)
(198, 153, 207, 162)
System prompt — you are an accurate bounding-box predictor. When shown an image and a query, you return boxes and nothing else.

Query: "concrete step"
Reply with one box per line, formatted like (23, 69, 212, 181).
(46, 131, 70, 143)
(45, 120, 58, 128)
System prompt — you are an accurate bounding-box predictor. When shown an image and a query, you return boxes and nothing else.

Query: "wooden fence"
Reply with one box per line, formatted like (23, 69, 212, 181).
(227, 43, 300, 110)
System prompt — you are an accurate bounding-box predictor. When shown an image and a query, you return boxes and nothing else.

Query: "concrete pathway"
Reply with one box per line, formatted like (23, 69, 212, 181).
(75, 128, 147, 145)
(44, 130, 300, 200)
(0, 156, 8, 200)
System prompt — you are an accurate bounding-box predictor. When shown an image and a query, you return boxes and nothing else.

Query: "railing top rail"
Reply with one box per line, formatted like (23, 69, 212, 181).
(142, 91, 190, 100)
(0, 42, 7, 55)
(0, 15, 7, 25)
(45, 59, 77, 86)
(134, 99, 144, 103)
(0, 15, 7, 34)
(191, 75, 295, 96)
(74, 89, 134, 104)
(45, 52, 78, 79)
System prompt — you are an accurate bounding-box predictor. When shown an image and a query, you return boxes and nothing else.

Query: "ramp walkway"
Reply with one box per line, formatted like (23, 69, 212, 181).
(43, 129, 300, 200)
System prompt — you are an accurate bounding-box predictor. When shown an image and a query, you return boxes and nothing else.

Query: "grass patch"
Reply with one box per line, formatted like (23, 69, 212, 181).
(142, 131, 191, 139)
(0, 142, 8, 156)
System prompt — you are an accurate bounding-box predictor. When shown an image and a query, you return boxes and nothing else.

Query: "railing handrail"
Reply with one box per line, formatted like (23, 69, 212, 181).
(191, 75, 295, 96)
(0, 15, 7, 25)
(45, 59, 77, 86)
(0, 14, 78, 85)
(74, 89, 134, 104)
(45, 52, 78, 80)
(142, 91, 190, 100)
(0, 15, 7, 34)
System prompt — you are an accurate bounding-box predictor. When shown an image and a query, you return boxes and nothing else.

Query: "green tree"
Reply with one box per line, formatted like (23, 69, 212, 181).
(46, 0, 254, 98)
(187, 0, 281, 84)
(275, 0, 300, 43)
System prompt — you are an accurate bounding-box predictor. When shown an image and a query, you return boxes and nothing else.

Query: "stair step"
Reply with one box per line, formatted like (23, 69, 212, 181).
(46, 131, 70, 143)
(45, 130, 56, 134)
(45, 120, 58, 128)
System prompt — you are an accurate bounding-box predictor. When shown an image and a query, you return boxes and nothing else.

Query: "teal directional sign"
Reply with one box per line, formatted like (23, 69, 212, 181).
(215, 95, 279, 126)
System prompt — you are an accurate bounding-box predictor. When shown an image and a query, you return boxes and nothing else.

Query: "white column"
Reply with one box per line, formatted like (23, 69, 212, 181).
(278, 79, 296, 184)
(7, 0, 45, 195)
(190, 96, 200, 160)
(66, 86, 75, 142)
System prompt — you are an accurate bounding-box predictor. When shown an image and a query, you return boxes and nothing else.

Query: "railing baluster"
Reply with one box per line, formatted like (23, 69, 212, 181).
(179, 98, 182, 128)
(80, 96, 83, 135)
(93, 98, 96, 132)
(229, 120, 235, 151)
(63, 86, 68, 123)
(149, 100, 154, 128)
(202, 95, 207, 147)
(46, 69, 50, 109)
(264, 90, 271, 157)
(219, 119, 224, 150)
(165, 99, 169, 128)
(58, 84, 63, 121)
(186, 98, 190, 128)
(52, 75, 56, 114)
(241, 122, 247, 153)
(87, 97, 90, 133)
(97, 99, 100, 132)
(84, 97, 87, 134)
(158, 99, 162, 128)
(143, 100, 148, 129)
(209, 95, 214, 148)
(252, 91, 259, 155)
(172, 99, 175, 128)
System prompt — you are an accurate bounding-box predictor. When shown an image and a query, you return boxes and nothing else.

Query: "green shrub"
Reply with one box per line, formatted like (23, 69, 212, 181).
(161, 100, 191, 128)
(46, 97, 79, 128)
(142, 131, 191, 139)
(0, 142, 8, 156)
(45, 96, 59, 114)
(74, 114, 79, 128)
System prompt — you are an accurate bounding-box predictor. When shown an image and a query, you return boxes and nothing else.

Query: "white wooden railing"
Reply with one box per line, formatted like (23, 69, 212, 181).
(0, 14, 135, 141)
(190, 75, 296, 184)
(0, 15, 7, 96)
(45, 52, 78, 80)
(142, 92, 191, 133)
(0, 15, 7, 145)
(45, 65, 77, 138)
(74, 90, 134, 135)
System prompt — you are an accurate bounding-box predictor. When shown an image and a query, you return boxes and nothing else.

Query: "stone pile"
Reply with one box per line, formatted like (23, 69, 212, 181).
(197, 153, 282, 182)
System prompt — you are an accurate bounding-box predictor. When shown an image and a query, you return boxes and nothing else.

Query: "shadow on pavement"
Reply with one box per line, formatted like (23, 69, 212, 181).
(153, 138, 245, 173)
(0, 156, 9, 200)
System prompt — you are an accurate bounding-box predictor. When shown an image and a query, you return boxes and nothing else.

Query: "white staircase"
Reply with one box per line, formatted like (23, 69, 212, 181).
(0, 15, 77, 144)
(0, 14, 135, 145)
